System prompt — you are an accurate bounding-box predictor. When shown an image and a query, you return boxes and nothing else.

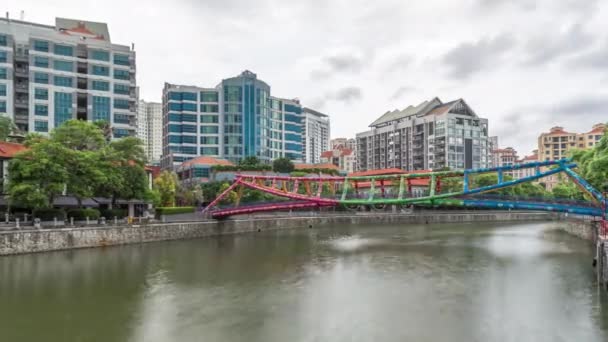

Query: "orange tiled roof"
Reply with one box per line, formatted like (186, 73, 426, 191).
(321, 151, 334, 158)
(294, 163, 339, 170)
(587, 126, 606, 134)
(181, 156, 234, 168)
(0, 141, 27, 158)
(349, 168, 406, 177)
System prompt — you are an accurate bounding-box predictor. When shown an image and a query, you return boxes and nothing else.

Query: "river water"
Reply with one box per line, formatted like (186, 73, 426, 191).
(0, 222, 607, 341)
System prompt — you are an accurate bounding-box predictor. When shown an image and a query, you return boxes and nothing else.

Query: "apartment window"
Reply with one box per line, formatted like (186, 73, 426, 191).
(168, 135, 182, 143)
(224, 86, 242, 102)
(54, 44, 73, 57)
(34, 56, 49, 68)
(168, 124, 181, 133)
(224, 104, 242, 112)
(114, 128, 130, 138)
(92, 80, 110, 91)
(0, 35, 6, 46)
(54, 92, 73, 127)
(92, 96, 111, 121)
(114, 99, 129, 109)
(91, 65, 110, 76)
(182, 114, 197, 122)
(201, 147, 219, 155)
(181, 92, 197, 101)
(34, 120, 48, 132)
(0, 84, 6, 97)
(113, 69, 130, 80)
(34, 104, 48, 116)
(285, 114, 300, 123)
(224, 136, 241, 145)
(182, 124, 196, 133)
(53, 76, 73, 87)
(182, 135, 197, 144)
(33, 40, 49, 52)
(0, 68, 6, 80)
(168, 113, 181, 122)
(201, 136, 219, 145)
(113, 54, 130, 66)
(284, 104, 301, 114)
(193, 168, 210, 178)
(168, 92, 182, 101)
(200, 104, 219, 113)
(200, 126, 219, 134)
(34, 72, 49, 84)
(182, 102, 197, 112)
(54, 60, 73, 72)
(34, 88, 48, 100)
(181, 146, 197, 155)
(200, 115, 219, 123)
(91, 50, 110, 61)
(113, 113, 130, 124)
(113, 83, 130, 95)
(0, 101, 5, 113)
(200, 91, 218, 102)
(0, 51, 6, 63)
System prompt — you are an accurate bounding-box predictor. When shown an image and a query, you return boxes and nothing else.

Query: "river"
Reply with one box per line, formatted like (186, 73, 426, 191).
(0, 221, 607, 341)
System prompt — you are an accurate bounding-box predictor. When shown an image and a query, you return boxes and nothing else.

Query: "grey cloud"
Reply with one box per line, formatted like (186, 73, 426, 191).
(389, 86, 418, 100)
(523, 24, 593, 66)
(476, 0, 598, 13)
(441, 34, 515, 79)
(567, 42, 608, 69)
(311, 52, 368, 80)
(311, 86, 363, 109)
(476, 0, 537, 11)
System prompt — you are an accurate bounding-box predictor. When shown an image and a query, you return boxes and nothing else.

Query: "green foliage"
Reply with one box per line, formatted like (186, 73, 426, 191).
(218, 182, 238, 204)
(211, 164, 272, 172)
(570, 128, 608, 192)
(99, 208, 128, 219)
(154, 171, 179, 207)
(272, 158, 295, 173)
(155, 207, 195, 215)
(469, 173, 549, 197)
(290, 171, 308, 177)
(239, 156, 261, 167)
(32, 208, 66, 221)
(67, 208, 100, 220)
(0, 116, 15, 141)
(551, 182, 585, 200)
(291, 168, 339, 176)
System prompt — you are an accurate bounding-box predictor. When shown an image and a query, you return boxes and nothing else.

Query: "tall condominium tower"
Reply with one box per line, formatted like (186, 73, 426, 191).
(0, 16, 136, 136)
(301, 107, 330, 164)
(137, 100, 162, 164)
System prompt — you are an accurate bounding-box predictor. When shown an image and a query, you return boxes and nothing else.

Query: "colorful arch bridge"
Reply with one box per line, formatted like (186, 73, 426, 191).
(203, 159, 607, 222)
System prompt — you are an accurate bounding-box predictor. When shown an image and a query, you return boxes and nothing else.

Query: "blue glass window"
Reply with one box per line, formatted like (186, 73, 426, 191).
(34, 120, 48, 132)
(182, 135, 197, 144)
(181, 146, 197, 155)
(35, 104, 48, 116)
(53, 60, 73, 72)
(168, 135, 182, 143)
(53, 76, 73, 87)
(54, 44, 73, 56)
(285, 123, 301, 132)
(181, 92, 197, 101)
(200, 115, 218, 123)
(285, 143, 302, 152)
(193, 168, 210, 178)
(114, 69, 130, 80)
(201, 147, 219, 155)
(285, 133, 300, 142)
(169, 102, 182, 111)
(0, 101, 5, 113)
(0, 51, 6, 63)
(34, 88, 48, 100)
(0, 84, 6, 97)
(34, 72, 49, 84)
(200, 126, 219, 134)
(0, 68, 6, 80)
(182, 124, 197, 133)
(200, 104, 219, 113)
(200, 136, 219, 145)
(168, 113, 181, 122)
(92, 96, 110, 121)
(284, 104, 302, 114)
(168, 125, 181, 133)
(34, 56, 49, 68)
(169, 92, 182, 101)
(0, 35, 6, 47)
(113, 54, 130, 66)
(54, 92, 73, 127)
(182, 114, 197, 122)
(182, 102, 197, 112)
(92, 80, 109, 91)
(114, 99, 129, 109)
(200, 91, 218, 102)
(91, 65, 109, 76)
(33, 40, 49, 52)
(285, 114, 301, 123)
(114, 129, 130, 138)
(91, 50, 110, 61)
(224, 86, 242, 101)
(114, 113, 130, 124)
(113, 83, 130, 95)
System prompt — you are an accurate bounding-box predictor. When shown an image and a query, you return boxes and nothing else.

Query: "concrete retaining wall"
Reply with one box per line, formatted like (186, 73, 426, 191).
(0, 211, 557, 256)
(560, 218, 599, 242)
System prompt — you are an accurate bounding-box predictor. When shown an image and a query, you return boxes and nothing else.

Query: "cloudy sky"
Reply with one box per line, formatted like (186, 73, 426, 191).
(6, 0, 608, 155)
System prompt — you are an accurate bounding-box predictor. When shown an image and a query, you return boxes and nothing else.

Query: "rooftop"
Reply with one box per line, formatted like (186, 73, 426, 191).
(0, 141, 27, 158)
(368, 97, 477, 128)
(180, 156, 234, 168)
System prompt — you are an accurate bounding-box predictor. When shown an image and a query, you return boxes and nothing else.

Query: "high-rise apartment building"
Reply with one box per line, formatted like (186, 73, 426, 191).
(331, 137, 356, 151)
(137, 100, 162, 164)
(537, 123, 606, 161)
(0, 17, 136, 136)
(161, 70, 304, 169)
(302, 107, 330, 164)
(356, 97, 490, 171)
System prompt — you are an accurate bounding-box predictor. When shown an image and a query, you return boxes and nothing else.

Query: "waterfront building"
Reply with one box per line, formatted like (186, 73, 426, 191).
(491, 147, 518, 176)
(161, 70, 306, 169)
(302, 107, 330, 164)
(356, 97, 490, 171)
(137, 100, 162, 164)
(331, 137, 356, 151)
(537, 123, 605, 161)
(512, 151, 538, 180)
(0, 16, 137, 136)
(320, 147, 356, 174)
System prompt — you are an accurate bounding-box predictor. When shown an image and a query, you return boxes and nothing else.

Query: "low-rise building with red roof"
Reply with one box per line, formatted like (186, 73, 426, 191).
(320, 147, 356, 173)
(0, 141, 28, 193)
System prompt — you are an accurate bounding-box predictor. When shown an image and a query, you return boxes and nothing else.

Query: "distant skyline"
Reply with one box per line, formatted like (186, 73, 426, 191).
(5, 0, 607, 154)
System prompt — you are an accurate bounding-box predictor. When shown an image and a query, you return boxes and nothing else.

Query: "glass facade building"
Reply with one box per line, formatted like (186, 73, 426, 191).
(0, 17, 136, 137)
(161, 70, 304, 169)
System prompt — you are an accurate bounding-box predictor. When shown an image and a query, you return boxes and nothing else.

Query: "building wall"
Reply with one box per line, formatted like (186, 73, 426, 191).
(160, 71, 304, 169)
(0, 17, 137, 137)
(302, 108, 330, 164)
(137, 100, 161, 164)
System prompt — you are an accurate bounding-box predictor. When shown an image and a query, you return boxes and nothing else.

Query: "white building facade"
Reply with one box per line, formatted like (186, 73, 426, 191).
(302, 107, 330, 164)
(0, 17, 137, 136)
(137, 100, 162, 164)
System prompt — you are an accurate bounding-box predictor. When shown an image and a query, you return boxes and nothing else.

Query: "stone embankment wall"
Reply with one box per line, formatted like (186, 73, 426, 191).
(0, 211, 556, 256)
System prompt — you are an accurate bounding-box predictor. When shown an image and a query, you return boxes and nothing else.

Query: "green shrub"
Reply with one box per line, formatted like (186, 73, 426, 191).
(33, 208, 66, 221)
(211, 165, 272, 172)
(67, 208, 100, 220)
(290, 171, 308, 177)
(155, 207, 195, 216)
(100, 208, 128, 219)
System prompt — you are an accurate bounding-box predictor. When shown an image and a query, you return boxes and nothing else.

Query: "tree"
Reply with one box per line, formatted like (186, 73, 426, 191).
(273, 157, 295, 173)
(570, 128, 608, 192)
(154, 171, 179, 207)
(239, 156, 261, 167)
(51, 119, 106, 151)
(0, 116, 15, 141)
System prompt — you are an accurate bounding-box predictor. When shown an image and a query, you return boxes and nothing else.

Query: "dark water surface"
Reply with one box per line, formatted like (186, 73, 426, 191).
(1, 222, 607, 342)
